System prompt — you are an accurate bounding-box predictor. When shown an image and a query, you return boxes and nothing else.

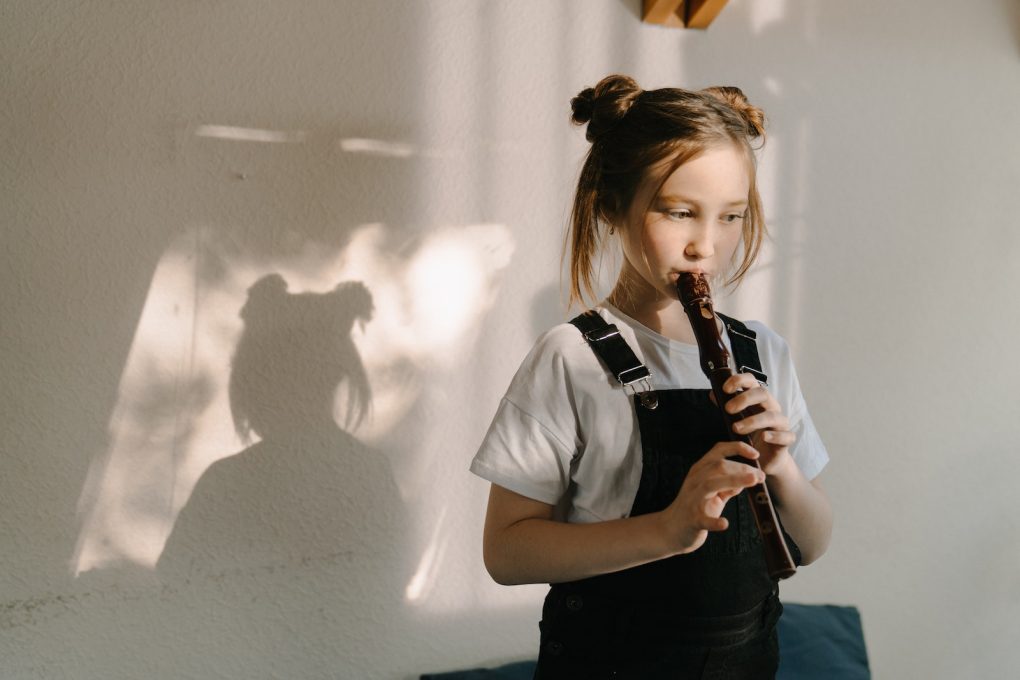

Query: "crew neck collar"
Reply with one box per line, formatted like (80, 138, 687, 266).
(600, 301, 701, 353)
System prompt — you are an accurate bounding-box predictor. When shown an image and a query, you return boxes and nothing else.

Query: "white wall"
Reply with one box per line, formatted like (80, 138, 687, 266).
(2, 1, 1018, 678)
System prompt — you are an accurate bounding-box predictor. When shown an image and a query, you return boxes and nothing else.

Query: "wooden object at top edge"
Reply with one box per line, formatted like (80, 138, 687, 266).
(642, 0, 730, 30)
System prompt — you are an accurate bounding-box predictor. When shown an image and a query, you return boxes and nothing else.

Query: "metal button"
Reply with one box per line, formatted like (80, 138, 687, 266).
(565, 594, 583, 612)
(546, 640, 564, 656)
(640, 390, 658, 410)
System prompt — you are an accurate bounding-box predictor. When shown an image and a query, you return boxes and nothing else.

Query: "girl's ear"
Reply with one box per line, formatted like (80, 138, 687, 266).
(604, 194, 618, 216)
(599, 194, 624, 230)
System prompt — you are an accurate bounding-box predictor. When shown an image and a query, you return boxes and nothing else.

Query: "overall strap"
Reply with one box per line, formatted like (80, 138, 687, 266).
(569, 311, 649, 386)
(717, 312, 768, 385)
(569, 311, 658, 409)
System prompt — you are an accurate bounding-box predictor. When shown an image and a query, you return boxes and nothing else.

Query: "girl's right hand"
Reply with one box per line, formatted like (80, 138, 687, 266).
(659, 441, 765, 555)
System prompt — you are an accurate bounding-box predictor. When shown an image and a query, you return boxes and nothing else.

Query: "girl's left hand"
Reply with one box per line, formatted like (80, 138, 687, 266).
(716, 373, 796, 476)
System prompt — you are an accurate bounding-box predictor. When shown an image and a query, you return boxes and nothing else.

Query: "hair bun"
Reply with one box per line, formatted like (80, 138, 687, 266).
(570, 87, 597, 125)
(571, 74, 642, 142)
(700, 86, 766, 139)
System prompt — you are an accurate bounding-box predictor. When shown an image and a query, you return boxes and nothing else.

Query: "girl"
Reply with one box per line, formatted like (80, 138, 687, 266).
(471, 75, 832, 679)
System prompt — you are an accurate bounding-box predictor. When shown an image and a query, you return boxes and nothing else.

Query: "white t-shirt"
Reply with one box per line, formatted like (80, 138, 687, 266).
(470, 304, 829, 524)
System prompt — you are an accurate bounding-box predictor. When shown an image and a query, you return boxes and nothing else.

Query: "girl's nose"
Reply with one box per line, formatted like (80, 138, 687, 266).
(684, 227, 714, 260)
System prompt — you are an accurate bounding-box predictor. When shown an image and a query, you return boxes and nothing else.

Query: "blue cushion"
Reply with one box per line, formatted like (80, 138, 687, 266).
(422, 603, 869, 679)
(776, 603, 870, 679)
(420, 660, 536, 680)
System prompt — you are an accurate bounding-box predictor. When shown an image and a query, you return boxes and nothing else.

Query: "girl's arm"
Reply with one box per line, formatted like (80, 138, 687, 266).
(764, 465, 832, 565)
(720, 373, 833, 565)
(483, 441, 765, 586)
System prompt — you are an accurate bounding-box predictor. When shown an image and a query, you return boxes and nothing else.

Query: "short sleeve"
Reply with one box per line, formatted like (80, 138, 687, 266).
(789, 408, 828, 481)
(470, 325, 588, 506)
(470, 397, 574, 505)
(748, 322, 830, 481)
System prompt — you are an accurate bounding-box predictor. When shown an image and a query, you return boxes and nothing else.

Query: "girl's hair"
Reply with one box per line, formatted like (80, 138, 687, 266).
(566, 74, 768, 308)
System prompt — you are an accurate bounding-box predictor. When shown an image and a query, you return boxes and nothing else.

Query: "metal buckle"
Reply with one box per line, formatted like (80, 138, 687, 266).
(583, 326, 621, 343)
(616, 365, 648, 386)
(726, 323, 757, 342)
(739, 365, 768, 386)
(623, 376, 658, 410)
(580, 320, 657, 409)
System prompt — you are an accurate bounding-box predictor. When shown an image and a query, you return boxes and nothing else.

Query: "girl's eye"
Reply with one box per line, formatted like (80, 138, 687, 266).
(666, 209, 693, 220)
(723, 213, 746, 224)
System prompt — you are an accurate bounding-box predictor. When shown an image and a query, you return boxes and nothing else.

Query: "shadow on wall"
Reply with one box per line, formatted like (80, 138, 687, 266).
(1006, 0, 1020, 56)
(4, 2, 533, 677)
(154, 273, 408, 675)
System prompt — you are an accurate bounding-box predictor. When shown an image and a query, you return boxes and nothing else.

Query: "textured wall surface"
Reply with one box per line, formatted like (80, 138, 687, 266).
(2, 0, 1018, 678)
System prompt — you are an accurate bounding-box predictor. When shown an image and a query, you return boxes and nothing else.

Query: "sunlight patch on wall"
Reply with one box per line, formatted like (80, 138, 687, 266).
(338, 138, 418, 158)
(72, 222, 515, 576)
(332, 222, 514, 441)
(404, 505, 449, 603)
(784, 117, 813, 346)
(408, 229, 510, 353)
(194, 125, 307, 144)
(730, 116, 811, 344)
(725, 132, 780, 323)
(751, 0, 787, 35)
(73, 229, 244, 574)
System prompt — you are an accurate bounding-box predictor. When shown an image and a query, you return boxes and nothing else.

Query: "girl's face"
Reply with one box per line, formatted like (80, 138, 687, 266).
(617, 142, 750, 302)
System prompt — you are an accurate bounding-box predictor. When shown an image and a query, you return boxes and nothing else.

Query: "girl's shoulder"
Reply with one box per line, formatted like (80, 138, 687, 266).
(736, 318, 795, 364)
(739, 318, 791, 350)
(518, 310, 610, 374)
(527, 307, 622, 353)
(506, 308, 626, 395)
(734, 319, 807, 412)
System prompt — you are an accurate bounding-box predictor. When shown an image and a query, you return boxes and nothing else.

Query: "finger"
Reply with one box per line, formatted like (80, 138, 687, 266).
(724, 385, 775, 415)
(702, 440, 760, 463)
(722, 373, 759, 394)
(698, 467, 765, 497)
(712, 375, 758, 407)
(759, 429, 796, 447)
(699, 515, 729, 532)
(732, 412, 789, 437)
(716, 486, 745, 502)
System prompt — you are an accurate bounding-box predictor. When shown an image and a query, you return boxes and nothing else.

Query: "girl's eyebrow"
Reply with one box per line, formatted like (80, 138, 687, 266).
(657, 193, 748, 207)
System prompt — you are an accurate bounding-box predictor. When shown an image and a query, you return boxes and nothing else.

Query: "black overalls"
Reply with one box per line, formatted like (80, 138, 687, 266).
(534, 311, 802, 680)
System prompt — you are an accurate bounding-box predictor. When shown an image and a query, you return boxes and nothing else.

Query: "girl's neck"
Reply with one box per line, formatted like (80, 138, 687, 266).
(606, 271, 697, 345)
